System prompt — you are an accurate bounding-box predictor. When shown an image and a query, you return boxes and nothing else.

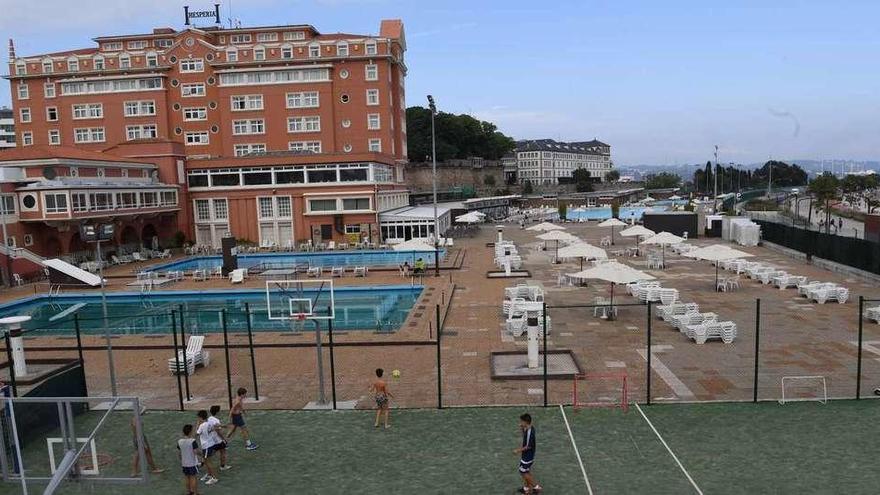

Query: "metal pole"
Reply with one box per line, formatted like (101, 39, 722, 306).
(314, 319, 326, 405)
(97, 240, 117, 396)
(857, 296, 864, 399)
(244, 303, 259, 401)
(171, 310, 184, 411)
(4, 332, 16, 397)
(713, 145, 719, 213)
(429, 95, 440, 277)
(0, 202, 11, 288)
(753, 298, 761, 403)
(221, 310, 233, 408)
(436, 303, 442, 409)
(542, 301, 548, 407)
(74, 313, 88, 398)
(327, 306, 337, 410)
(178, 304, 191, 401)
(646, 301, 652, 405)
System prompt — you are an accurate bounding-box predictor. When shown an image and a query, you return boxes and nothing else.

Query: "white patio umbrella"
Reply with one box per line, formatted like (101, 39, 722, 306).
(669, 194, 682, 200)
(597, 217, 627, 245)
(619, 225, 655, 238)
(684, 244, 754, 290)
(392, 238, 435, 251)
(537, 230, 578, 260)
(641, 231, 685, 266)
(567, 261, 655, 319)
(526, 222, 565, 232)
(455, 211, 484, 224)
(557, 242, 608, 270)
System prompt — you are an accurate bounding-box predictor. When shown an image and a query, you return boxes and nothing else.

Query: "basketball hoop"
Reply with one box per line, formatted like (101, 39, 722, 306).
(295, 313, 307, 322)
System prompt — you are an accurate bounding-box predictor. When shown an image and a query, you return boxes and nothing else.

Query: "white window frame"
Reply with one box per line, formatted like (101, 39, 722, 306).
(232, 119, 265, 135)
(21, 132, 33, 146)
(231, 94, 264, 111)
(226, 49, 238, 62)
(185, 131, 210, 146)
(93, 56, 105, 70)
(43, 192, 69, 214)
(365, 64, 378, 81)
(67, 58, 79, 72)
(288, 141, 321, 153)
(73, 127, 105, 143)
(366, 89, 379, 106)
(337, 42, 349, 56)
(72, 103, 103, 120)
(280, 45, 293, 59)
(118, 54, 131, 69)
(183, 107, 208, 121)
(256, 32, 278, 42)
(181, 83, 206, 97)
(126, 124, 158, 141)
(17, 84, 29, 100)
(127, 40, 148, 50)
(179, 58, 205, 73)
(46, 107, 58, 122)
(287, 116, 321, 133)
(44, 83, 56, 98)
(253, 46, 266, 61)
(308, 43, 320, 58)
(124, 100, 156, 117)
(19, 108, 31, 123)
(365, 41, 377, 55)
(233, 143, 267, 157)
(283, 31, 305, 41)
(285, 91, 319, 109)
(367, 113, 380, 130)
(230, 34, 252, 44)
(145, 52, 159, 67)
(48, 129, 61, 145)
(368, 138, 382, 152)
(41, 60, 53, 73)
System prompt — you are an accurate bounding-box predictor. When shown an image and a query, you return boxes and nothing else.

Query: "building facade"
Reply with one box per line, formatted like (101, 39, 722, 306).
(0, 107, 14, 149)
(2, 19, 410, 258)
(515, 138, 613, 185)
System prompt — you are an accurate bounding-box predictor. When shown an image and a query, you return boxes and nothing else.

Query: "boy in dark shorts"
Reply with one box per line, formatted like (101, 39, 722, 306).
(369, 368, 393, 429)
(228, 388, 258, 450)
(514, 413, 542, 494)
(196, 410, 219, 485)
(178, 424, 201, 495)
(208, 405, 232, 470)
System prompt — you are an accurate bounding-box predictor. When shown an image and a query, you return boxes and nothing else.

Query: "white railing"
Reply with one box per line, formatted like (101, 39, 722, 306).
(0, 244, 46, 265)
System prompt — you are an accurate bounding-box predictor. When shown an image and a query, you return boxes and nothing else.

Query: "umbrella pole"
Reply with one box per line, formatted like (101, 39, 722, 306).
(611, 226, 615, 245)
(556, 240, 560, 263)
(609, 283, 615, 321)
(715, 263, 719, 291)
(580, 257, 584, 271)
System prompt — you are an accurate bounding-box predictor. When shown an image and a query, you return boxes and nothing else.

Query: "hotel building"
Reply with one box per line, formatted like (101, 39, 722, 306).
(515, 138, 613, 185)
(1, 19, 410, 267)
(0, 107, 14, 149)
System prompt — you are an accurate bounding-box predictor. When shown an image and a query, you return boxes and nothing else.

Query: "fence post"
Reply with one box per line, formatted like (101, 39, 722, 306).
(221, 309, 233, 409)
(73, 313, 87, 398)
(436, 304, 442, 409)
(646, 301, 652, 405)
(170, 310, 184, 411)
(857, 296, 864, 400)
(753, 298, 761, 403)
(179, 304, 191, 401)
(244, 303, 260, 401)
(327, 305, 337, 410)
(542, 301, 548, 407)
(4, 332, 16, 397)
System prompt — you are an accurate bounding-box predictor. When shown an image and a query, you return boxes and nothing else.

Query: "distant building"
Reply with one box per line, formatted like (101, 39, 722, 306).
(0, 107, 14, 149)
(501, 153, 517, 184)
(514, 138, 612, 185)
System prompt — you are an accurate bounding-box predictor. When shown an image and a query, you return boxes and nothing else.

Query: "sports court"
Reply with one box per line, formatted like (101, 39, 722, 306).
(6, 399, 880, 494)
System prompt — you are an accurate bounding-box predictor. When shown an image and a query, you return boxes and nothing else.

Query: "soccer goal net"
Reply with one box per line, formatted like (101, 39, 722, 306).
(573, 373, 629, 412)
(779, 375, 827, 405)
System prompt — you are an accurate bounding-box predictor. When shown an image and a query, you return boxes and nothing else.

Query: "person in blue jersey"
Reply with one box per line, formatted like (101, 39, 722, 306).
(514, 413, 542, 493)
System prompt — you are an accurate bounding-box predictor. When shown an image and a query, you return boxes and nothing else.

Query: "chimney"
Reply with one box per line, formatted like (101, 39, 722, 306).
(7, 39, 15, 61)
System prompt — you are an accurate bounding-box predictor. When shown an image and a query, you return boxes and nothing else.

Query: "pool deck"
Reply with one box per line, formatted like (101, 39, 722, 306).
(6, 224, 880, 410)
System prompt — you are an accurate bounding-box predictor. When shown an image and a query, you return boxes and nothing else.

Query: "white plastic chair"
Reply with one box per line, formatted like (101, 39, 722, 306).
(167, 335, 210, 374)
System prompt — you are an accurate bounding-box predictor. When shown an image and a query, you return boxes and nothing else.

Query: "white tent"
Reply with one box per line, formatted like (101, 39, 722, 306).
(641, 231, 685, 265)
(526, 222, 565, 232)
(557, 243, 608, 270)
(391, 238, 436, 252)
(567, 261, 654, 318)
(597, 218, 627, 245)
(455, 211, 485, 224)
(684, 244, 754, 290)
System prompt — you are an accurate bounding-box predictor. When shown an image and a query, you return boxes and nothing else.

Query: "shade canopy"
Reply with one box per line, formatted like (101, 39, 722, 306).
(597, 218, 627, 228)
(669, 194, 682, 200)
(536, 230, 578, 242)
(619, 225, 656, 238)
(684, 244, 754, 262)
(391, 238, 436, 251)
(642, 231, 685, 246)
(526, 222, 565, 232)
(455, 211, 485, 223)
(557, 243, 607, 260)
(567, 261, 655, 285)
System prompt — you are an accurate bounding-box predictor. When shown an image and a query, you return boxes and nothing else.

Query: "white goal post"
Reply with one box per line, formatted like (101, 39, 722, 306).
(779, 375, 827, 404)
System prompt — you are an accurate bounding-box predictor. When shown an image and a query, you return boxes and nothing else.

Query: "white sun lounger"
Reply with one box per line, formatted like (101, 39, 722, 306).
(167, 335, 210, 374)
(230, 268, 246, 284)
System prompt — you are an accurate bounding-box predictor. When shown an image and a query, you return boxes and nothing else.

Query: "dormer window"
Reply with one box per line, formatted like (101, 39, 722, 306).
(93, 56, 105, 70)
(145, 52, 158, 67)
(365, 41, 377, 55)
(119, 53, 131, 69)
(67, 57, 79, 72)
(281, 45, 293, 59)
(253, 45, 266, 61)
(226, 49, 238, 62)
(308, 43, 320, 58)
(15, 62, 26, 75)
(337, 42, 349, 57)
(42, 59, 53, 73)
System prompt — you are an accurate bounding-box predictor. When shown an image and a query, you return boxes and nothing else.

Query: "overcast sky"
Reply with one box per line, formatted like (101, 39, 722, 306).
(1, 0, 878, 165)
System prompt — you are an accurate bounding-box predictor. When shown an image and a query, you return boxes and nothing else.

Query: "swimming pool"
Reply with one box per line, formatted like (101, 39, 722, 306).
(0, 285, 422, 335)
(566, 206, 667, 221)
(147, 249, 446, 272)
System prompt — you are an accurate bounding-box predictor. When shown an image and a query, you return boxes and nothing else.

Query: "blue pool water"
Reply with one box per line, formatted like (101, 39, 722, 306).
(566, 206, 667, 221)
(147, 249, 445, 272)
(0, 286, 422, 335)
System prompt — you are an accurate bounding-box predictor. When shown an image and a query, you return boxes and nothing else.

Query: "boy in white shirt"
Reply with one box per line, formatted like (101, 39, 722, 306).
(178, 424, 201, 495)
(208, 405, 231, 471)
(195, 410, 219, 485)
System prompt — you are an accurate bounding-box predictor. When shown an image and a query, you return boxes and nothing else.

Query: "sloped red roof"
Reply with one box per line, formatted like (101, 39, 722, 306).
(0, 145, 149, 164)
(27, 47, 99, 58)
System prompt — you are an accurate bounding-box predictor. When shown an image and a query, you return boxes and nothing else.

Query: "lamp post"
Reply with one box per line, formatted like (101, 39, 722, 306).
(81, 223, 117, 396)
(427, 95, 440, 277)
(0, 202, 11, 288)
(713, 145, 719, 213)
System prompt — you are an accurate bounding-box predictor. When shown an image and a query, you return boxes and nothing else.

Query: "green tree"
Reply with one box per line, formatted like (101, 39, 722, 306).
(809, 172, 841, 232)
(522, 180, 534, 194)
(405, 106, 516, 162)
(483, 174, 496, 186)
(644, 172, 682, 189)
(572, 169, 593, 192)
(606, 170, 621, 182)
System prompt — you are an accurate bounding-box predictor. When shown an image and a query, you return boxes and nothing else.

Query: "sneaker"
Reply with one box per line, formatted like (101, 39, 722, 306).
(220, 464, 232, 471)
(246, 443, 259, 451)
(150, 468, 165, 474)
(533, 485, 543, 492)
(200, 473, 210, 482)
(205, 477, 219, 485)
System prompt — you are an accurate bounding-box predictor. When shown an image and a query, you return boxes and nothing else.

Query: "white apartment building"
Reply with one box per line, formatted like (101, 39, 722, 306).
(0, 108, 14, 149)
(515, 139, 612, 185)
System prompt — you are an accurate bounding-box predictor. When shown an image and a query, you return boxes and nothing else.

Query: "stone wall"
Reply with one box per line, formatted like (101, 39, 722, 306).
(405, 165, 506, 194)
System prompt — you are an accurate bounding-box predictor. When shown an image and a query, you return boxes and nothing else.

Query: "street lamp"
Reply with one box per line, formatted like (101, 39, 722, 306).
(427, 95, 440, 277)
(80, 222, 117, 396)
(713, 145, 719, 213)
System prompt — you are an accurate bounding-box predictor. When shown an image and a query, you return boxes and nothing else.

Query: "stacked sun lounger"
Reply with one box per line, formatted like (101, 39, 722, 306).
(495, 241, 523, 270)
